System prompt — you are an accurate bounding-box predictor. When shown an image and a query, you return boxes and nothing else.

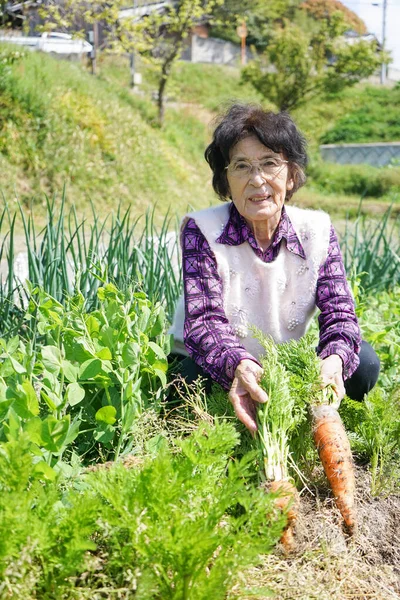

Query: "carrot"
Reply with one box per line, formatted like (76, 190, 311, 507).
(268, 479, 299, 552)
(311, 404, 357, 534)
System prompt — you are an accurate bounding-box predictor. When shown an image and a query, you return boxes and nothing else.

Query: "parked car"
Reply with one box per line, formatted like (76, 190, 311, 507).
(0, 31, 93, 55)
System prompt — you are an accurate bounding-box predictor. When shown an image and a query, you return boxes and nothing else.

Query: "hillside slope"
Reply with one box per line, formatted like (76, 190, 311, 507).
(0, 48, 218, 218)
(0, 48, 399, 220)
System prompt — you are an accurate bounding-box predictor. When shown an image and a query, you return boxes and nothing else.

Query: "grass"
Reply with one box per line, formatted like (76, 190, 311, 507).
(98, 55, 265, 112)
(320, 85, 400, 144)
(0, 47, 215, 218)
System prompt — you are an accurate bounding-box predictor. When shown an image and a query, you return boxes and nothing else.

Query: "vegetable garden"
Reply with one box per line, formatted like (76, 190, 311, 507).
(0, 198, 399, 599)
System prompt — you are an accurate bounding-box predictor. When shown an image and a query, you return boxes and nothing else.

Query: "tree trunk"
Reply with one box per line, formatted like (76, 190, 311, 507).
(158, 73, 168, 128)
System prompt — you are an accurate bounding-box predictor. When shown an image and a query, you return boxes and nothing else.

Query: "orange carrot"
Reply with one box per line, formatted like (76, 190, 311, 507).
(268, 479, 300, 552)
(311, 405, 357, 534)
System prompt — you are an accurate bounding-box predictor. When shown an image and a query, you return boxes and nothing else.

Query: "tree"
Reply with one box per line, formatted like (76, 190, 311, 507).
(210, 0, 302, 50)
(40, 0, 223, 127)
(130, 0, 223, 126)
(301, 0, 367, 35)
(241, 13, 387, 112)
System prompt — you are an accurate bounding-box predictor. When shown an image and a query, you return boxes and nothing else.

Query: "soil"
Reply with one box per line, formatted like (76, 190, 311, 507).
(239, 466, 400, 600)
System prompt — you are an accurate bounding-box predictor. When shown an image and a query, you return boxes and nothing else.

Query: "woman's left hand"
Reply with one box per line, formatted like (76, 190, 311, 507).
(320, 354, 345, 404)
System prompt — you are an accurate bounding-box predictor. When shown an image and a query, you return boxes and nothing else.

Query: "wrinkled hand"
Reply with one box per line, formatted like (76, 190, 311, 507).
(228, 359, 269, 434)
(320, 354, 345, 405)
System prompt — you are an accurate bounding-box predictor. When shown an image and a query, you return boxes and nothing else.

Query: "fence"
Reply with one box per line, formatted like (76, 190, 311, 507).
(320, 143, 400, 167)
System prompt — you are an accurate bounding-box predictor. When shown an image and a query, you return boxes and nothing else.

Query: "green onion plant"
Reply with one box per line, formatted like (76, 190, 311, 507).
(0, 193, 182, 339)
(340, 201, 400, 294)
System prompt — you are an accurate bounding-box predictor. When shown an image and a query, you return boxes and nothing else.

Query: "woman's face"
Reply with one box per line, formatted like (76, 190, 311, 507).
(226, 135, 293, 228)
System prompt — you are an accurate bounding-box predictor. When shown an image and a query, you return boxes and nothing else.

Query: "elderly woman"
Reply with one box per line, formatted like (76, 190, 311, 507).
(170, 104, 380, 432)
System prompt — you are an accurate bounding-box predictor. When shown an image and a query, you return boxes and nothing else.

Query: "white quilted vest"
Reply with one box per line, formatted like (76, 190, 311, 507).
(170, 203, 331, 359)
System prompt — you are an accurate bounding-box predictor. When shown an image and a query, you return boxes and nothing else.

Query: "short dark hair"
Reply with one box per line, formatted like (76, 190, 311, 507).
(204, 104, 308, 201)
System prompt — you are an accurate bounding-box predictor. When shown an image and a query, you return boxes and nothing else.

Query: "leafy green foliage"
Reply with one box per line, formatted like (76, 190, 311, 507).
(89, 421, 283, 599)
(341, 390, 400, 496)
(301, 0, 367, 35)
(338, 285, 400, 495)
(242, 15, 384, 112)
(0, 422, 283, 599)
(0, 283, 171, 469)
(320, 86, 400, 144)
(253, 332, 325, 482)
(356, 286, 400, 392)
(308, 161, 400, 197)
(0, 436, 99, 596)
(0, 46, 24, 84)
(210, 0, 301, 50)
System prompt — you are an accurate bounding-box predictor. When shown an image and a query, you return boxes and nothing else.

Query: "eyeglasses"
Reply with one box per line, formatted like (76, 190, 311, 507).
(225, 157, 289, 178)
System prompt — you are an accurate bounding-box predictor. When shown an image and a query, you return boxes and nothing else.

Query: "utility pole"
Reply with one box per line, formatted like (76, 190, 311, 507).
(89, 22, 99, 76)
(380, 0, 388, 84)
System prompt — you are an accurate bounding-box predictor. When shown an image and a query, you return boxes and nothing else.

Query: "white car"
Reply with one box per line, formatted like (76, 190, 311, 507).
(38, 32, 93, 55)
(0, 31, 93, 55)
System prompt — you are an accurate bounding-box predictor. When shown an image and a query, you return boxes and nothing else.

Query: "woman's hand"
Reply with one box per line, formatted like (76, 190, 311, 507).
(229, 359, 269, 433)
(320, 354, 345, 404)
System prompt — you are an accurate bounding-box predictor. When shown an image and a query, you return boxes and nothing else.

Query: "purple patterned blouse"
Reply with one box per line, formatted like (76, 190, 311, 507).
(182, 203, 361, 391)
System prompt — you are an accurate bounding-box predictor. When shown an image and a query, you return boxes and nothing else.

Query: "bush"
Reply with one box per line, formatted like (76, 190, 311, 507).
(308, 161, 400, 197)
(320, 86, 400, 144)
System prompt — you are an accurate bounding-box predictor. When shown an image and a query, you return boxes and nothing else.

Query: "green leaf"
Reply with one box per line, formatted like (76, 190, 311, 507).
(86, 315, 100, 335)
(41, 415, 70, 453)
(63, 417, 81, 446)
(0, 377, 7, 402)
(25, 417, 44, 445)
(9, 356, 26, 374)
(145, 434, 167, 456)
(148, 341, 167, 360)
(133, 291, 147, 300)
(22, 381, 40, 416)
(149, 307, 166, 337)
(96, 347, 112, 360)
(153, 368, 167, 387)
(79, 358, 102, 380)
(62, 360, 79, 383)
(153, 359, 168, 373)
(37, 321, 47, 335)
(138, 305, 151, 332)
(6, 336, 19, 354)
(41, 346, 62, 375)
(13, 381, 40, 419)
(40, 390, 58, 411)
(122, 342, 140, 365)
(75, 337, 96, 356)
(4, 408, 22, 441)
(33, 461, 57, 481)
(95, 405, 117, 425)
(65, 382, 85, 407)
(94, 422, 115, 444)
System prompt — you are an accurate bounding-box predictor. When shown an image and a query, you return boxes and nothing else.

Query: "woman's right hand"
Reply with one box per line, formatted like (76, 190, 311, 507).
(228, 359, 269, 433)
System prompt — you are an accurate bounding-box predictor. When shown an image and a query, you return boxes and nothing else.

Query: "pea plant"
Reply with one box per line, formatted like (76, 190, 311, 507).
(0, 283, 171, 473)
